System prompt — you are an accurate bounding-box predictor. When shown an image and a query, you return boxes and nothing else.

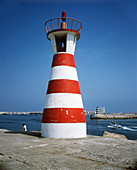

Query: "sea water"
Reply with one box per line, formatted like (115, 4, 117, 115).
(0, 114, 137, 140)
(86, 115, 137, 140)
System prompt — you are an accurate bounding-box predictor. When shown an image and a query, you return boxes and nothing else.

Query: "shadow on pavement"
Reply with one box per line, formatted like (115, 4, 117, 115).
(5, 131, 42, 138)
(0, 163, 9, 170)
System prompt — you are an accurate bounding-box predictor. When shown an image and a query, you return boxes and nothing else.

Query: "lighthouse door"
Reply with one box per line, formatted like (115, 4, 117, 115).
(56, 35, 66, 52)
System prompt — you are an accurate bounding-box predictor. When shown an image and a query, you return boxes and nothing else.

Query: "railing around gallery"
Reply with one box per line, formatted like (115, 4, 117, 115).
(45, 17, 82, 34)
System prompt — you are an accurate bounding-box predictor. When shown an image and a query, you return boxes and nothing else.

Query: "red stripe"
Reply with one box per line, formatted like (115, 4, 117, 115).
(47, 79, 80, 94)
(52, 53, 76, 68)
(42, 108, 86, 123)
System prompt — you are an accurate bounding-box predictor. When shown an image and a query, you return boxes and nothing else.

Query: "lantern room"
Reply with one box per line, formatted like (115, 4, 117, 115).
(45, 11, 82, 55)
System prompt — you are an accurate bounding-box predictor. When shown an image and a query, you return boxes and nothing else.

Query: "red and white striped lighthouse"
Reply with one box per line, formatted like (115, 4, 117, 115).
(41, 12, 86, 138)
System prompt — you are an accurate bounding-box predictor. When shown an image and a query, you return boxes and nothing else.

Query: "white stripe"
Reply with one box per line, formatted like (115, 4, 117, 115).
(51, 35, 57, 55)
(56, 52, 73, 55)
(44, 93, 83, 108)
(41, 123, 87, 138)
(49, 66, 78, 81)
(66, 33, 76, 55)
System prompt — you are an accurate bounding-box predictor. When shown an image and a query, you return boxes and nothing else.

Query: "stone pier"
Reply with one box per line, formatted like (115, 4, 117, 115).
(0, 130, 137, 170)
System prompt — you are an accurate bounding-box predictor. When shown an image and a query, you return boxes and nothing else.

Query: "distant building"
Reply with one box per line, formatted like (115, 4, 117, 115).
(100, 107, 105, 114)
(96, 106, 99, 114)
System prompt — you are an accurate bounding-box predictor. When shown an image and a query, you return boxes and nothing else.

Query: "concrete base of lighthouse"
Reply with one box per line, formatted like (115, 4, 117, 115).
(41, 123, 87, 138)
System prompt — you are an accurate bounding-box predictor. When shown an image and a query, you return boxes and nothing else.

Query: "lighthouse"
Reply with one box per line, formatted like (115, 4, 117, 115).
(41, 12, 86, 138)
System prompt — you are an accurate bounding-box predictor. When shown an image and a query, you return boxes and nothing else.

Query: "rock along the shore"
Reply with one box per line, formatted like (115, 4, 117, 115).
(103, 131, 127, 139)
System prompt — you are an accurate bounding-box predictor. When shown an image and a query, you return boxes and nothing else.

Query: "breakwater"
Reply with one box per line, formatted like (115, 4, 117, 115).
(90, 113, 137, 119)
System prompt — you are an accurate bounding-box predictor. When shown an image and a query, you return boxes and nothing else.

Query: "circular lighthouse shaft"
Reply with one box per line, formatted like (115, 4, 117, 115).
(41, 12, 86, 138)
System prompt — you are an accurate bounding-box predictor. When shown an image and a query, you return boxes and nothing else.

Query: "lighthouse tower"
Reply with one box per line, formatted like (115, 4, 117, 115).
(41, 12, 86, 138)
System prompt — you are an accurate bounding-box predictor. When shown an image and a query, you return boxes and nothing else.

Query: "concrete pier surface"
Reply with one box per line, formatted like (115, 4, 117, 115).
(0, 130, 137, 170)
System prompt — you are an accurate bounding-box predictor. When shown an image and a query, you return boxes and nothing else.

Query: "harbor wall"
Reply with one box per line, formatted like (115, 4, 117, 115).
(90, 113, 137, 119)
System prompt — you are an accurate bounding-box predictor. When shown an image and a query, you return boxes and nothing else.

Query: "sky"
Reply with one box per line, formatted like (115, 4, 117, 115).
(0, 0, 137, 113)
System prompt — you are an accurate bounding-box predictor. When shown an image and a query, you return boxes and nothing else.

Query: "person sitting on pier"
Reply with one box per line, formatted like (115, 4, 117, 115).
(23, 124, 27, 131)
